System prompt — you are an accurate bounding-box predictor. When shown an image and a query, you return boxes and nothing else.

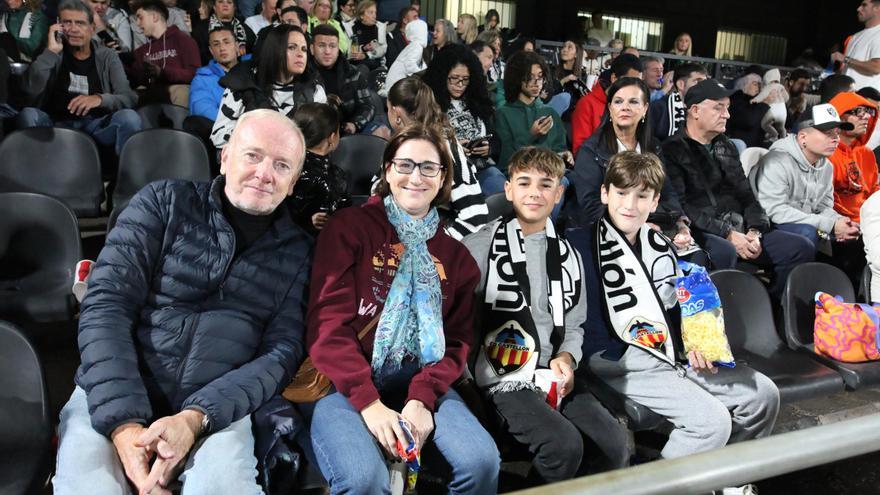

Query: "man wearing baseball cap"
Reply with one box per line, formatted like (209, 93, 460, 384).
(662, 79, 814, 297)
(752, 104, 861, 264)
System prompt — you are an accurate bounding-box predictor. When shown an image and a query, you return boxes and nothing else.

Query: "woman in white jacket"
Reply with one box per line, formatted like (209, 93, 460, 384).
(381, 19, 426, 96)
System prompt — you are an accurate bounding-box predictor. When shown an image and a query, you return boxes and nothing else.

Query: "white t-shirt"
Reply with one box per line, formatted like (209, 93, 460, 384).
(844, 24, 880, 91)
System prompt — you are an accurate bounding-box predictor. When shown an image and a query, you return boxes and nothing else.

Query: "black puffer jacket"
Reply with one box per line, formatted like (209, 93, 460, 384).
(316, 56, 375, 132)
(661, 128, 770, 237)
(76, 178, 312, 437)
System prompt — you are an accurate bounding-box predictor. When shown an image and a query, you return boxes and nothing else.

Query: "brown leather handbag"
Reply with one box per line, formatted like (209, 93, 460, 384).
(283, 314, 380, 403)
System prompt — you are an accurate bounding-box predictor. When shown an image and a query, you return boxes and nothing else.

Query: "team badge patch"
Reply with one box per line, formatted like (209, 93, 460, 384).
(625, 317, 668, 349)
(484, 321, 536, 376)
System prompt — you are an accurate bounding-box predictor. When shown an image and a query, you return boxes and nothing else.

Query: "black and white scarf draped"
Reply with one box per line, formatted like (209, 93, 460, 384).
(666, 90, 687, 137)
(475, 216, 582, 394)
(209, 14, 247, 48)
(596, 216, 681, 367)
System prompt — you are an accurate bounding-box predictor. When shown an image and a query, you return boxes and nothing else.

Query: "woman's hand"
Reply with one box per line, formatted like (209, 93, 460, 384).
(470, 140, 490, 157)
(400, 400, 434, 450)
(311, 212, 329, 230)
(360, 400, 407, 458)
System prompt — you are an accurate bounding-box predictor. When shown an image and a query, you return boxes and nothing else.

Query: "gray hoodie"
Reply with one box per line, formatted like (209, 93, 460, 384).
(751, 134, 841, 232)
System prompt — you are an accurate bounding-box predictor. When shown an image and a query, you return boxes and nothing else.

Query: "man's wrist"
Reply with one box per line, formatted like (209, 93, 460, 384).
(179, 409, 207, 437)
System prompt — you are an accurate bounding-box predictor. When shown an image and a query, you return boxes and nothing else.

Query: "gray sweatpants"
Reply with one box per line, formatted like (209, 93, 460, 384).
(588, 347, 780, 459)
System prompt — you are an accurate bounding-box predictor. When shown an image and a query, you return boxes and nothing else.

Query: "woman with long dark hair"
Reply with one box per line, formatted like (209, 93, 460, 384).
(547, 37, 590, 120)
(211, 24, 326, 147)
(423, 43, 504, 195)
(385, 76, 489, 239)
(569, 77, 690, 249)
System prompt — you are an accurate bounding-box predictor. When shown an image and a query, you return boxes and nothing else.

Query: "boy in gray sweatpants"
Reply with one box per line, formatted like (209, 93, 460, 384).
(571, 151, 780, 460)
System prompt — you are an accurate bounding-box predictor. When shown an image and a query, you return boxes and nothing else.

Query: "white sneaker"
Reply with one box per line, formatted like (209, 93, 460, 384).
(721, 485, 758, 495)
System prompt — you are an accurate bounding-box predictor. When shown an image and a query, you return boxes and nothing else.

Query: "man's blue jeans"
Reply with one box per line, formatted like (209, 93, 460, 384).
(16, 107, 142, 155)
(53, 387, 263, 495)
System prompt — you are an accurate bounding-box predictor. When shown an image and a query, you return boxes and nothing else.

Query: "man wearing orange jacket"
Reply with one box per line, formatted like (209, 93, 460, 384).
(829, 91, 879, 223)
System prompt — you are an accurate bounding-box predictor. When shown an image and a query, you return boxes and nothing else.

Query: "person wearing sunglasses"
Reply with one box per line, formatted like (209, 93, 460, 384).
(829, 92, 879, 225)
(303, 123, 500, 494)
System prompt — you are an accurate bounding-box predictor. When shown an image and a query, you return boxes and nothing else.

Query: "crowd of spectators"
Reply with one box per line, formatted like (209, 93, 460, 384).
(2, 0, 880, 493)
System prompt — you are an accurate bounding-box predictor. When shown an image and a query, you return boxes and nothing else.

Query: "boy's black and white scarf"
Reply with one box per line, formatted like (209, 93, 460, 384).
(666, 90, 687, 137)
(475, 216, 582, 394)
(596, 216, 680, 365)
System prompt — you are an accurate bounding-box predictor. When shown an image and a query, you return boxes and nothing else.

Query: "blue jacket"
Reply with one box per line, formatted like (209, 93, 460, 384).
(189, 60, 227, 120)
(76, 177, 312, 437)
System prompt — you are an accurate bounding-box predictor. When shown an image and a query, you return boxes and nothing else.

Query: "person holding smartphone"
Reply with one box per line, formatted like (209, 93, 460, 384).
(496, 50, 572, 174)
(16, 0, 141, 156)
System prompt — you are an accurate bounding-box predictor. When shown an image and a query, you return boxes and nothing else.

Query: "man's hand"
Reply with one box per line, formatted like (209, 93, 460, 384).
(47, 24, 64, 54)
(558, 150, 574, 168)
(144, 62, 162, 82)
(529, 115, 553, 138)
(111, 423, 158, 493)
(67, 94, 102, 116)
(134, 410, 203, 488)
(661, 70, 674, 94)
(687, 350, 717, 374)
(728, 230, 760, 259)
(549, 352, 575, 398)
(834, 217, 861, 241)
(400, 400, 434, 450)
(830, 51, 845, 64)
(672, 225, 693, 250)
(343, 122, 357, 135)
(311, 212, 329, 230)
(361, 400, 407, 458)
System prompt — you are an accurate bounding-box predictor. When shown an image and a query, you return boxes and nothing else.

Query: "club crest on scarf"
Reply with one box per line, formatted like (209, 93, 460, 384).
(484, 321, 536, 376)
(626, 317, 668, 349)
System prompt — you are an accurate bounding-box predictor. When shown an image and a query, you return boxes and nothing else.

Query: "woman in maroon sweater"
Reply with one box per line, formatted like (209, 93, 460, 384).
(305, 124, 500, 494)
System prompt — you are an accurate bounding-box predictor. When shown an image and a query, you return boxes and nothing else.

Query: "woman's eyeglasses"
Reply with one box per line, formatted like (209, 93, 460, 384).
(390, 158, 445, 177)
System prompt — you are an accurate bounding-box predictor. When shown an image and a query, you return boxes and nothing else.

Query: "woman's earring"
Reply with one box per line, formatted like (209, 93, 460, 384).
(396, 117, 402, 125)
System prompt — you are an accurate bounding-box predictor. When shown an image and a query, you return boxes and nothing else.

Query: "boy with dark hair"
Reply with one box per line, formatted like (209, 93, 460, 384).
(130, 0, 201, 105)
(570, 151, 780, 465)
(496, 51, 571, 172)
(463, 147, 630, 482)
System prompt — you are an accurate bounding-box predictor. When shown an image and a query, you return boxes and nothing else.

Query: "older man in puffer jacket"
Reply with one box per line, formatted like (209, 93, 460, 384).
(53, 109, 312, 495)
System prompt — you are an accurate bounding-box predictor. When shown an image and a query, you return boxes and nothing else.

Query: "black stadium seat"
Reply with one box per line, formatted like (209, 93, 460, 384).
(0, 128, 104, 217)
(137, 103, 190, 130)
(783, 262, 880, 390)
(711, 269, 844, 403)
(113, 128, 213, 208)
(0, 192, 81, 324)
(0, 319, 51, 495)
(331, 134, 386, 199)
(485, 192, 513, 221)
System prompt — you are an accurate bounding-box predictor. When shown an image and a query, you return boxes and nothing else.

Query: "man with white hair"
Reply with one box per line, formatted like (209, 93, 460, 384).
(52, 109, 313, 495)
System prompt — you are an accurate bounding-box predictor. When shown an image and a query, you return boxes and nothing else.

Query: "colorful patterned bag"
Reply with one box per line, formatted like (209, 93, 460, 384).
(813, 292, 880, 362)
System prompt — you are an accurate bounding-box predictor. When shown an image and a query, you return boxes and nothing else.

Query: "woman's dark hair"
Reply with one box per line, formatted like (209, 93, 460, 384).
(503, 36, 535, 61)
(374, 124, 454, 207)
(503, 50, 549, 104)
(256, 24, 316, 93)
(601, 76, 652, 154)
(293, 102, 340, 148)
(422, 44, 493, 125)
(485, 8, 499, 24)
(387, 76, 452, 136)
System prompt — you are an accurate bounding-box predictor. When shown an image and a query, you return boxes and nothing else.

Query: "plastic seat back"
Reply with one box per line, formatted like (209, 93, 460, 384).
(0, 127, 104, 217)
(331, 134, 387, 196)
(0, 192, 82, 322)
(485, 192, 513, 221)
(114, 129, 212, 207)
(0, 319, 51, 494)
(782, 262, 855, 351)
(711, 269, 782, 357)
(137, 103, 190, 130)
(741, 146, 769, 181)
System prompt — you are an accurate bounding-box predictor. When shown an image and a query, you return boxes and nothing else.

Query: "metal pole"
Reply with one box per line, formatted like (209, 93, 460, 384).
(510, 414, 880, 495)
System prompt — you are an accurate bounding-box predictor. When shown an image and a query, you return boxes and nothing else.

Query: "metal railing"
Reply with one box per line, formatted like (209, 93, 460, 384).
(535, 39, 823, 84)
(509, 413, 880, 495)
